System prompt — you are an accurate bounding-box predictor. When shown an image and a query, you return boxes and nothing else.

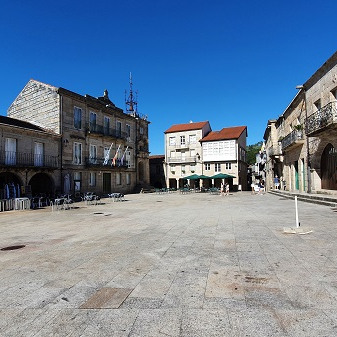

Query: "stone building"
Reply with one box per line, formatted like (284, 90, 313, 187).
(264, 50, 337, 194)
(164, 121, 248, 190)
(0, 115, 60, 198)
(7, 79, 150, 196)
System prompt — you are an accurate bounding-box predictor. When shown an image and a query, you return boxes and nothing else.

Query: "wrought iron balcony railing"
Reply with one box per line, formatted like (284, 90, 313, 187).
(281, 129, 304, 150)
(306, 101, 337, 135)
(85, 157, 129, 168)
(0, 152, 59, 168)
(86, 123, 128, 140)
(167, 156, 197, 163)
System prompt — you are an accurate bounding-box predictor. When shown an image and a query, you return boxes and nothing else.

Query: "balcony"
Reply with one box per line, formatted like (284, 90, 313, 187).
(86, 123, 128, 140)
(306, 101, 337, 136)
(168, 142, 191, 149)
(267, 144, 282, 157)
(281, 129, 304, 151)
(167, 156, 197, 163)
(0, 152, 59, 169)
(85, 157, 129, 168)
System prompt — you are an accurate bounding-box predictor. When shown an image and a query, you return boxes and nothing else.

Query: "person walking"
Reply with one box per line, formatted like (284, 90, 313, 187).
(225, 182, 229, 196)
(221, 182, 225, 196)
(273, 175, 280, 190)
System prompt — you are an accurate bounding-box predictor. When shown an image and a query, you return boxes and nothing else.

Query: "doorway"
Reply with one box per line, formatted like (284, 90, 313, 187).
(103, 173, 111, 194)
(321, 144, 337, 190)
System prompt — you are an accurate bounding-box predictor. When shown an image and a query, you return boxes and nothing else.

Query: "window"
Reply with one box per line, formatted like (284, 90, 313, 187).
(89, 144, 97, 164)
(314, 99, 321, 111)
(180, 135, 185, 145)
(170, 164, 175, 173)
(126, 150, 131, 168)
(116, 172, 121, 185)
(126, 124, 131, 140)
(169, 137, 176, 146)
(170, 151, 176, 158)
(74, 107, 82, 129)
(190, 164, 196, 172)
(190, 149, 195, 157)
(89, 172, 96, 186)
(104, 116, 110, 135)
(225, 162, 232, 170)
(73, 142, 82, 164)
(116, 121, 122, 137)
(215, 163, 221, 172)
(189, 134, 196, 144)
(89, 111, 97, 131)
(205, 163, 210, 171)
(34, 142, 44, 166)
(74, 172, 81, 191)
(182, 165, 186, 173)
(126, 173, 131, 185)
(5, 137, 16, 165)
(140, 126, 144, 134)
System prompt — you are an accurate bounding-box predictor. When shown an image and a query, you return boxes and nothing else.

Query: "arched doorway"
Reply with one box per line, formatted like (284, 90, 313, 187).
(29, 173, 54, 197)
(138, 161, 144, 183)
(0, 172, 22, 199)
(321, 144, 337, 190)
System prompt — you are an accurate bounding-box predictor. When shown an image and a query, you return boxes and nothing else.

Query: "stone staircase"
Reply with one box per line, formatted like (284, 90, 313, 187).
(269, 190, 337, 208)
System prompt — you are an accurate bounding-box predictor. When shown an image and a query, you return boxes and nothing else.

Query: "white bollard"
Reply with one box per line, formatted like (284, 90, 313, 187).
(295, 196, 299, 228)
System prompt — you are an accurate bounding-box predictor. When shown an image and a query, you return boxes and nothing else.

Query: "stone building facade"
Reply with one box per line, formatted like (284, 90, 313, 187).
(7, 79, 150, 196)
(264, 50, 337, 194)
(0, 116, 61, 198)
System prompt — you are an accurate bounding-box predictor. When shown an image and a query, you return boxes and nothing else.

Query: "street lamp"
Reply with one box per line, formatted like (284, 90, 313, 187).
(296, 85, 311, 193)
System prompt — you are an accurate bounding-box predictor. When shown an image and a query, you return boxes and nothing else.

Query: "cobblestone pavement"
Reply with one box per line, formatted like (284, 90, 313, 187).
(0, 192, 337, 336)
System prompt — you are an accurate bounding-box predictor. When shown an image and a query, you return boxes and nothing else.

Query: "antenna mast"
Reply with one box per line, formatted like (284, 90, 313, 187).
(125, 72, 138, 117)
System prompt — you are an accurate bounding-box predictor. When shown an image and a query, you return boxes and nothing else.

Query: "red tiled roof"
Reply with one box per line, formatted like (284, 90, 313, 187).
(164, 121, 209, 134)
(200, 126, 247, 142)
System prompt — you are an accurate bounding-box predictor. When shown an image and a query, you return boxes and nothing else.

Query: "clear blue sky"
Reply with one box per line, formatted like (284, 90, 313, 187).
(1, 0, 337, 155)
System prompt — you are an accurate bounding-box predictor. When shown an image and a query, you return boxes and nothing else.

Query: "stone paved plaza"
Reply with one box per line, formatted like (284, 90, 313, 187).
(0, 191, 337, 336)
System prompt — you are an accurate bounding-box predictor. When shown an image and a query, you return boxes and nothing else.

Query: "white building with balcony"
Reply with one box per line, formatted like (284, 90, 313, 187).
(164, 121, 211, 188)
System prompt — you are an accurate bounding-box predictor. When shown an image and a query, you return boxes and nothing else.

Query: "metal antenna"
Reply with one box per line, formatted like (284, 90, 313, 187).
(125, 72, 138, 117)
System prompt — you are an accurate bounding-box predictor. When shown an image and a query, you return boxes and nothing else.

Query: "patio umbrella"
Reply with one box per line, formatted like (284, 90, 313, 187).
(184, 174, 200, 180)
(210, 173, 236, 179)
(198, 174, 211, 179)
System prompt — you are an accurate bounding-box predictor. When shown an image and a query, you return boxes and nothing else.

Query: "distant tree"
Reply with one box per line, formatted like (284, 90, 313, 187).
(246, 141, 263, 165)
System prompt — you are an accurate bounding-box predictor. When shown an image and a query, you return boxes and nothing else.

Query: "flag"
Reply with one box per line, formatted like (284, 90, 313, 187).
(112, 144, 121, 166)
(120, 146, 129, 166)
(103, 143, 113, 165)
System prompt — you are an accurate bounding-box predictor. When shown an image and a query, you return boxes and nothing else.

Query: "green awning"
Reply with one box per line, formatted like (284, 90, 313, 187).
(198, 174, 211, 179)
(210, 173, 236, 179)
(184, 174, 201, 180)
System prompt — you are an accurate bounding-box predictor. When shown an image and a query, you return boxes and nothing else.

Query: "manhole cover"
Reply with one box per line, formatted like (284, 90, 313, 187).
(1, 245, 26, 251)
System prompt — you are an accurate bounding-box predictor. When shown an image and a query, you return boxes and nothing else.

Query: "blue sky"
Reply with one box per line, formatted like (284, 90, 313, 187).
(1, 0, 337, 155)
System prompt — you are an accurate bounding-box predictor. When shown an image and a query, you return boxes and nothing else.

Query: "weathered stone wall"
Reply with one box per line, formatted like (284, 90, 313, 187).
(0, 123, 61, 193)
(7, 80, 60, 134)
